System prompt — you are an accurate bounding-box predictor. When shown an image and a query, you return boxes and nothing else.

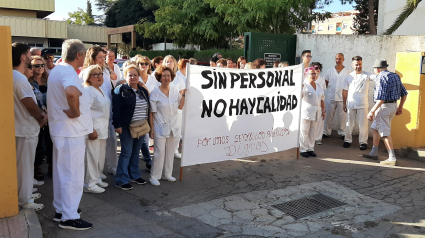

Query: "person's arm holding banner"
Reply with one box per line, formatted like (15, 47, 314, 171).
(178, 89, 187, 110)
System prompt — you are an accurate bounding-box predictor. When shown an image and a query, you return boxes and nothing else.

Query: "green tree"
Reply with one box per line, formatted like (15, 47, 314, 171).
(351, 0, 378, 34)
(66, 8, 95, 25)
(87, 0, 94, 20)
(384, 0, 422, 35)
(94, 0, 117, 12)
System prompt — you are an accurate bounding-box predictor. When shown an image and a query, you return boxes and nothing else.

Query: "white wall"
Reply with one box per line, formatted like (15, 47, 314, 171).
(296, 34, 425, 136)
(152, 43, 200, 51)
(378, 0, 425, 35)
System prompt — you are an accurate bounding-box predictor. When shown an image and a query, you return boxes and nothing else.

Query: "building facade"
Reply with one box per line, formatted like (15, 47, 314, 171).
(311, 10, 358, 35)
(0, 0, 121, 49)
(378, 0, 425, 35)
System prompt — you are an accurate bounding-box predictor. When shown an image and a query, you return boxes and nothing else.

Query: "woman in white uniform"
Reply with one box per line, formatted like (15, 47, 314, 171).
(149, 65, 186, 186)
(300, 67, 326, 158)
(309, 62, 326, 145)
(83, 65, 111, 193)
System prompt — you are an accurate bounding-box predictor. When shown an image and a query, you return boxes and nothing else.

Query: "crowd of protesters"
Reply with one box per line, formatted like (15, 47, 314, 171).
(12, 40, 407, 231)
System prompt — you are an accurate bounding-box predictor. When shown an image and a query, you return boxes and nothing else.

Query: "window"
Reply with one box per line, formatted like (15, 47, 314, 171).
(318, 25, 323, 31)
(328, 24, 334, 31)
(343, 23, 348, 29)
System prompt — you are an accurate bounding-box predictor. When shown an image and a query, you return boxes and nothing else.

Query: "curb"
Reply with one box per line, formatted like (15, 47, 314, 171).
(23, 209, 43, 238)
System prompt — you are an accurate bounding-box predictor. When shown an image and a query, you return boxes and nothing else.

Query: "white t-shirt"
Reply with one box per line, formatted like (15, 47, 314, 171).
(324, 66, 351, 101)
(86, 86, 110, 139)
(301, 81, 325, 121)
(47, 63, 93, 137)
(13, 70, 40, 137)
(45, 66, 54, 74)
(150, 86, 182, 138)
(139, 75, 160, 92)
(342, 71, 374, 109)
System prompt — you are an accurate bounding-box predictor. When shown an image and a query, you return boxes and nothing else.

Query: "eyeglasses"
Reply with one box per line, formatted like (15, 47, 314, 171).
(139, 62, 150, 66)
(32, 64, 45, 68)
(128, 75, 139, 78)
(43, 55, 54, 60)
(89, 73, 104, 78)
(308, 73, 318, 76)
(314, 67, 321, 70)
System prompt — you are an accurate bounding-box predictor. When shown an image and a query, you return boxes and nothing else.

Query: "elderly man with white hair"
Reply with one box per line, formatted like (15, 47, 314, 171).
(47, 39, 93, 230)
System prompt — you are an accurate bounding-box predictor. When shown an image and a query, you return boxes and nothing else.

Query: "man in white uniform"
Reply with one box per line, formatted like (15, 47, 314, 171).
(47, 39, 93, 230)
(323, 53, 351, 139)
(12, 43, 47, 211)
(342, 56, 375, 150)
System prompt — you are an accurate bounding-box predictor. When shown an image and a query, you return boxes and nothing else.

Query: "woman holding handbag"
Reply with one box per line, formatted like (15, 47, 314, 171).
(112, 65, 150, 190)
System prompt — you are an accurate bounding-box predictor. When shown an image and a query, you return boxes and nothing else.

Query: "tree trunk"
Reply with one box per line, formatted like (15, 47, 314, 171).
(368, 0, 376, 34)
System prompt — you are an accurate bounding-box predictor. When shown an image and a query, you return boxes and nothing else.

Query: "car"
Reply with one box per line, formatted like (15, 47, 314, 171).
(115, 59, 127, 75)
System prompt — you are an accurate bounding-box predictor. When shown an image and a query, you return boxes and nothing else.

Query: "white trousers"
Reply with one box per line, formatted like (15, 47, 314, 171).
(345, 108, 368, 144)
(151, 134, 179, 180)
(300, 119, 319, 153)
(85, 139, 106, 188)
(15, 136, 38, 206)
(52, 136, 85, 221)
(315, 116, 324, 141)
(105, 122, 118, 174)
(324, 100, 346, 136)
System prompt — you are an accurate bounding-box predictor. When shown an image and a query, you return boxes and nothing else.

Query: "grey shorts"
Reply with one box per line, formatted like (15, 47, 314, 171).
(371, 103, 397, 137)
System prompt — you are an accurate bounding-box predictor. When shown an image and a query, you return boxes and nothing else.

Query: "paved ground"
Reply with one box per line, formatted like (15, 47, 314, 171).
(35, 133, 425, 238)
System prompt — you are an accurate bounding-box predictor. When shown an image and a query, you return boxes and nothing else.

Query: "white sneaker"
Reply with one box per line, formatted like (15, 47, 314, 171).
(22, 202, 44, 211)
(83, 185, 105, 193)
(380, 158, 396, 166)
(31, 193, 41, 200)
(32, 188, 38, 193)
(161, 175, 176, 182)
(33, 179, 44, 186)
(100, 173, 107, 179)
(149, 178, 160, 186)
(315, 140, 322, 145)
(97, 181, 109, 188)
(174, 150, 182, 159)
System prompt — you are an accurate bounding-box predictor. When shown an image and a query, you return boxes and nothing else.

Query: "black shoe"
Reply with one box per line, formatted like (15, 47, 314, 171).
(146, 164, 151, 172)
(343, 142, 351, 148)
(340, 135, 345, 140)
(300, 152, 310, 158)
(53, 209, 82, 222)
(130, 177, 147, 185)
(115, 183, 133, 190)
(322, 134, 329, 138)
(58, 219, 92, 230)
(362, 154, 378, 160)
(360, 144, 368, 150)
(307, 151, 317, 157)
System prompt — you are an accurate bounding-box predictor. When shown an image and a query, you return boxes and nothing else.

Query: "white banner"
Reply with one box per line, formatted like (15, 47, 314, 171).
(181, 64, 303, 167)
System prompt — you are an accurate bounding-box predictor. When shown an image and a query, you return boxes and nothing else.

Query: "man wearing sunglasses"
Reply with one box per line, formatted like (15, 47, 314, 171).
(41, 49, 55, 74)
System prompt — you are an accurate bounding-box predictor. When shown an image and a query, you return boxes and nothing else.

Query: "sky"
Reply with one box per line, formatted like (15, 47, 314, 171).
(46, 0, 354, 21)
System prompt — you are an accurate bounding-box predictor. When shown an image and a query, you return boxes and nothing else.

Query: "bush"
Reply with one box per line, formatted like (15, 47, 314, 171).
(194, 49, 244, 62)
(129, 50, 197, 60)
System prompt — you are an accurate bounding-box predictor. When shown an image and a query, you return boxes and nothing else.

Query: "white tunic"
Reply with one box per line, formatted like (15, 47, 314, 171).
(150, 87, 182, 138)
(301, 81, 325, 121)
(47, 63, 93, 137)
(342, 71, 374, 109)
(85, 86, 110, 139)
(13, 70, 40, 137)
(139, 75, 160, 92)
(324, 66, 350, 101)
(79, 68, 112, 101)
(170, 71, 186, 91)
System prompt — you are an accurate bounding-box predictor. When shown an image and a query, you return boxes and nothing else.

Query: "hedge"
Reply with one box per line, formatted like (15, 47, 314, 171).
(193, 49, 244, 62)
(129, 49, 197, 60)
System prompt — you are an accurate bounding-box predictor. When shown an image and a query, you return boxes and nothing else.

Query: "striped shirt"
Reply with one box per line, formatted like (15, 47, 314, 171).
(131, 89, 148, 122)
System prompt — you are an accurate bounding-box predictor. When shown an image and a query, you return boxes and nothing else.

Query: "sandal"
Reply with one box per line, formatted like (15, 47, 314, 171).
(22, 203, 44, 211)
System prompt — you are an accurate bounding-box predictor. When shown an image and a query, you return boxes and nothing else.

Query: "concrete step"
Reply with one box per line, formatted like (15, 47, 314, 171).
(0, 208, 42, 238)
(399, 147, 425, 162)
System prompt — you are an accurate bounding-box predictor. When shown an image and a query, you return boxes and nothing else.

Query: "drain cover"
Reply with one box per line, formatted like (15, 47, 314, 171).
(272, 193, 346, 220)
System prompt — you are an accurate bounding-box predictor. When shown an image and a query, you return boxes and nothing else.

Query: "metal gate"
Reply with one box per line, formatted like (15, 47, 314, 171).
(244, 32, 297, 67)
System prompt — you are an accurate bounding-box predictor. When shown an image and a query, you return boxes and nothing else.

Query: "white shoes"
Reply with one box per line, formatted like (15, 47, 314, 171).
(100, 174, 107, 179)
(33, 188, 37, 193)
(161, 175, 176, 182)
(97, 181, 109, 188)
(380, 158, 396, 166)
(33, 179, 44, 186)
(149, 178, 160, 186)
(84, 185, 105, 193)
(22, 202, 44, 211)
(31, 193, 41, 200)
(174, 150, 182, 159)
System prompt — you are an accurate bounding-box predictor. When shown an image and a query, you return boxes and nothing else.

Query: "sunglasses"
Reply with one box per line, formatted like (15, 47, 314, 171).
(138, 62, 150, 66)
(32, 64, 45, 68)
(90, 73, 104, 78)
(43, 55, 54, 60)
(314, 67, 321, 70)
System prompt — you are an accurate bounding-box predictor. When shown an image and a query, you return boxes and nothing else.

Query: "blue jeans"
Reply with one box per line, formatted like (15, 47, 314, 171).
(115, 127, 143, 186)
(141, 134, 152, 165)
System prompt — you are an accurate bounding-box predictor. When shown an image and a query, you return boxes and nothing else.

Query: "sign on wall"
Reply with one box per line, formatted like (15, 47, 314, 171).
(264, 53, 282, 67)
(181, 65, 302, 167)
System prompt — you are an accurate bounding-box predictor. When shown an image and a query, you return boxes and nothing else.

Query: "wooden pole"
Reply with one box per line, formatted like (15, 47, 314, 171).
(297, 148, 300, 160)
(179, 167, 183, 181)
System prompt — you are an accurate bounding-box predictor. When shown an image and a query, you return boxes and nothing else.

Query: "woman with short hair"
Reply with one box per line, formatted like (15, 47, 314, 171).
(149, 65, 186, 186)
(216, 58, 227, 68)
(83, 65, 111, 193)
(113, 65, 150, 190)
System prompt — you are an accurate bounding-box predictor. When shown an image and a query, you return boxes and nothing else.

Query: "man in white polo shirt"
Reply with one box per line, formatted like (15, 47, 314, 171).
(342, 56, 375, 150)
(47, 39, 93, 230)
(12, 42, 47, 211)
(323, 53, 351, 139)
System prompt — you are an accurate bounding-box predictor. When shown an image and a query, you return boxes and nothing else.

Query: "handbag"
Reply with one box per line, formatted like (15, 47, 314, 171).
(129, 119, 150, 138)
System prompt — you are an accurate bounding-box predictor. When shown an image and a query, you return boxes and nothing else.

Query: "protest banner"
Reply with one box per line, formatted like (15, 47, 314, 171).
(181, 64, 303, 170)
